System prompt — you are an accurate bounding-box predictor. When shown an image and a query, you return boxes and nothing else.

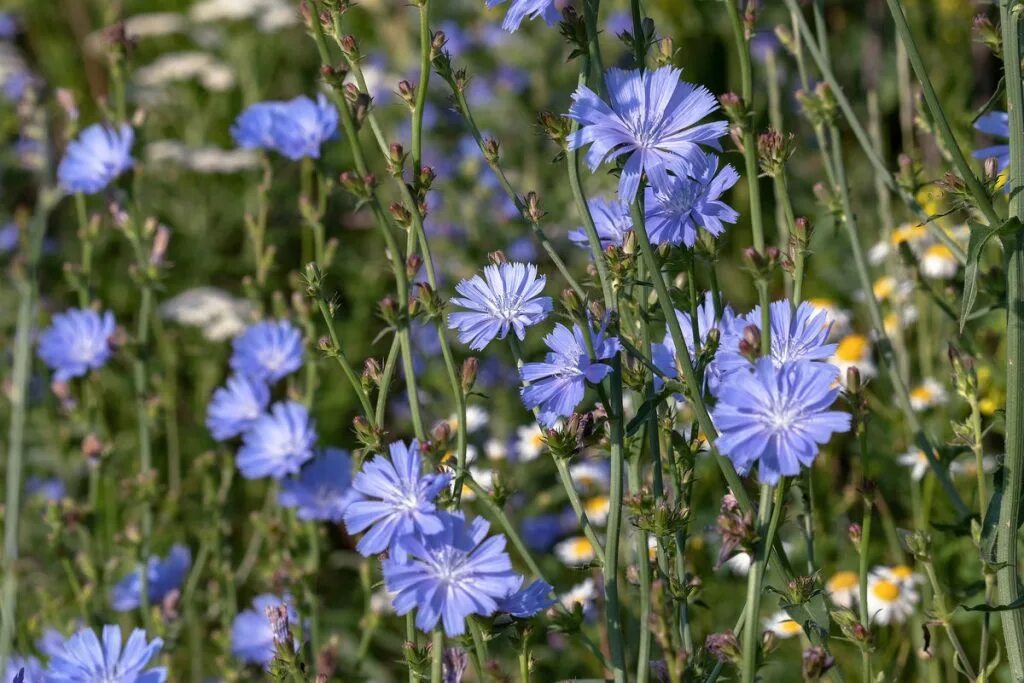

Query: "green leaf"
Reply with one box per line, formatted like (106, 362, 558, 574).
(961, 595, 1024, 612)
(960, 218, 1023, 332)
(625, 387, 672, 436)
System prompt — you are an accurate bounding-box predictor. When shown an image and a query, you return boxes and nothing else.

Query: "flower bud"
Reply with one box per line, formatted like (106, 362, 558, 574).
(705, 631, 742, 665)
(363, 357, 382, 387)
(802, 646, 835, 681)
(398, 79, 415, 107)
(718, 92, 746, 125)
(461, 357, 478, 393)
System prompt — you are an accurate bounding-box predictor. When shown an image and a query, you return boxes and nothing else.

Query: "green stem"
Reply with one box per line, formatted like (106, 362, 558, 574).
(411, 0, 432, 179)
(740, 484, 773, 683)
(997, 0, 1024, 675)
(519, 639, 530, 683)
(858, 497, 873, 683)
(314, 295, 377, 425)
(0, 188, 57, 670)
(921, 560, 978, 680)
(628, 456, 652, 683)
(430, 629, 444, 683)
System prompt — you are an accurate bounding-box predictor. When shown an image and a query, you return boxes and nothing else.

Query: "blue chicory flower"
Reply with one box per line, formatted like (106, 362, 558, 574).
(37, 308, 116, 382)
(498, 579, 556, 618)
(520, 321, 622, 426)
(485, 0, 559, 32)
(230, 319, 304, 384)
(110, 544, 192, 612)
(382, 513, 522, 635)
(343, 439, 452, 561)
(568, 197, 633, 250)
(231, 594, 299, 667)
(644, 152, 740, 246)
(206, 374, 271, 441)
(448, 262, 552, 350)
(651, 292, 735, 392)
(45, 625, 165, 683)
(5, 655, 43, 683)
(972, 111, 1010, 174)
(715, 300, 836, 379)
(278, 447, 355, 523)
(236, 401, 317, 479)
(231, 94, 338, 160)
(26, 476, 65, 502)
(57, 123, 134, 194)
(567, 66, 727, 202)
(712, 358, 851, 484)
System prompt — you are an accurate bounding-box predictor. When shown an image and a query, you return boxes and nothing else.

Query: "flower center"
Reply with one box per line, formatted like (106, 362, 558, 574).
(828, 571, 859, 591)
(871, 579, 900, 602)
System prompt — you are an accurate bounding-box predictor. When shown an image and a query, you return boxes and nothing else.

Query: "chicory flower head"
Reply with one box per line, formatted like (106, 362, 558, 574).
(344, 439, 452, 561)
(485, 0, 559, 32)
(520, 321, 622, 426)
(497, 579, 556, 618)
(110, 544, 192, 612)
(38, 308, 117, 382)
(567, 66, 727, 202)
(231, 94, 338, 160)
(278, 447, 355, 523)
(651, 292, 735, 391)
(206, 373, 270, 441)
(230, 319, 304, 384)
(236, 400, 317, 479)
(382, 513, 522, 636)
(644, 152, 740, 246)
(716, 300, 836, 379)
(712, 359, 851, 485)
(45, 625, 165, 683)
(972, 111, 1009, 174)
(568, 197, 633, 251)
(57, 123, 134, 194)
(447, 262, 552, 350)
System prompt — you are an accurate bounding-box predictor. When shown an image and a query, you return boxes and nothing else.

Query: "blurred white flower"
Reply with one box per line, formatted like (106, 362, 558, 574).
(808, 297, 852, 340)
(124, 12, 190, 37)
(134, 52, 236, 92)
(559, 578, 597, 612)
(515, 423, 545, 461)
(920, 244, 958, 280)
(146, 140, 260, 173)
(825, 570, 860, 608)
(896, 448, 931, 481)
(584, 495, 610, 526)
(159, 286, 254, 340)
(570, 460, 609, 490)
(554, 536, 596, 565)
(866, 567, 919, 625)
(190, 0, 298, 32)
(830, 333, 877, 383)
(484, 437, 508, 461)
(909, 378, 947, 412)
(763, 610, 802, 639)
(447, 405, 488, 434)
(950, 455, 997, 478)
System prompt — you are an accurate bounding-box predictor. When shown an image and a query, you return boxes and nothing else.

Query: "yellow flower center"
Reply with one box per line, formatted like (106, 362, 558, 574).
(910, 386, 934, 402)
(890, 224, 927, 246)
(923, 244, 954, 261)
(585, 496, 609, 516)
(828, 570, 859, 591)
(836, 334, 869, 362)
(889, 565, 914, 580)
(871, 579, 900, 602)
(873, 276, 896, 300)
(530, 432, 545, 448)
(570, 538, 593, 556)
(778, 619, 802, 634)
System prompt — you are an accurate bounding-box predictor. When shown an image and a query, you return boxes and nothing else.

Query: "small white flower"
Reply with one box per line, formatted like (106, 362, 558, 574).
(584, 495, 610, 526)
(559, 578, 597, 612)
(159, 286, 254, 341)
(515, 423, 546, 461)
(764, 610, 803, 639)
(909, 378, 947, 412)
(866, 567, 920, 625)
(896, 448, 931, 482)
(723, 552, 752, 576)
(920, 244, 959, 280)
(825, 570, 860, 608)
(554, 536, 597, 565)
(867, 240, 891, 266)
(448, 406, 488, 434)
(570, 461, 610, 491)
(830, 333, 877, 383)
(484, 437, 508, 461)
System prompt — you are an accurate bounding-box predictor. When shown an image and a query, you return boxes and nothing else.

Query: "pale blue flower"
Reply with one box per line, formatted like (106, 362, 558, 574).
(567, 67, 727, 202)
(712, 359, 851, 484)
(37, 308, 116, 382)
(485, 0, 559, 32)
(278, 448, 355, 522)
(644, 152, 740, 246)
(715, 300, 836, 379)
(568, 197, 632, 250)
(231, 94, 338, 160)
(206, 374, 271, 441)
(45, 625, 165, 683)
(57, 124, 133, 194)
(231, 594, 298, 667)
(448, 262, 552, 350)
(236, 401, 317, 479)
(230, 320, 304, 384)
(498, 579, 555, 618)
(972, 111, 1010, 174)
(110, 544, 192, 612)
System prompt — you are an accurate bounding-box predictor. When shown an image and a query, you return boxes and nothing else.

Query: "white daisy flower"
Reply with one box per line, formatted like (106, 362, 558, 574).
(866, 568, 919, 625)
(920, 244, 959, 280)
(830, 333, 877, 383)
(484, 437, 508, 461)
(764, 610, 803, 639)
(825, 570, 860, 608)
(584, 495, 610, 526)
(559, 578, 597, 613)
(515, 423, 546, 461)
(883, 306, 918, 337)
(554, 536, 597, 565)
(570, 461, 610, 491)
(867, 240, 891, 266)
(896, 448, 931, 482)
(950, 455, 997, 478)
(723, 552, 752, 576)
(909, 378, 947, 412)
(448, 405, 489, 434)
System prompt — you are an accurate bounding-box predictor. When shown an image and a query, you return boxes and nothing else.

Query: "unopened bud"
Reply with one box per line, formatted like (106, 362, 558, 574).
(488, 250, 507, 265)
(397, 79, 415, 107)
(461, 357, 478, 392)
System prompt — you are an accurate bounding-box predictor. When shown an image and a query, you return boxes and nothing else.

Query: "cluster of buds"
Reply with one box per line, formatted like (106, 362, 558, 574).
(537, 111, 573, 150)
(704, 630, 742, 665)
(626, 488, 689, 539)
(412, 282, 444, 320)
(756, 128, 795, 178)
(319, 63, 349, 90)
(900, 528, 932, 562)
(338, 171, 376, 200)
(783, 575, 820, 606)
(525, 191, 545, 223)
(741, 245, 781, 283)
(973, 14, 1001, 57)
(482, 137, 501, 164)
(352, 416, 384, 458)
(557, 7, 588, 60)
(784, 217, 814, 272)
(544, 412, 597, 460)
(361, 357, 382, 391)
(386, 142, 406, 176)
(795, 83, 837, 129)
(832, 608, 873, 651)
(653, 37, 675, 68)
(718, 92, 747, 129)
(715, 491, 757, 568)
(935, 171, 975, 211)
